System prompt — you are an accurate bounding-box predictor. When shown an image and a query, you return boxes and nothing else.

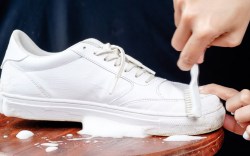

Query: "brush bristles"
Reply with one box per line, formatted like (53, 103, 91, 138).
(184, 89, 195, 117)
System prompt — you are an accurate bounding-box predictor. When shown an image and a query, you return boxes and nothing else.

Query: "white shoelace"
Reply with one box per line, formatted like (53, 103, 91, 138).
(94, 43, 155, 94)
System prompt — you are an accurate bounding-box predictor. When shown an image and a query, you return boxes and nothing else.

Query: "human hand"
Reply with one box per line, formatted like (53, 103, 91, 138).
(172, 0, 250, 71)
(200, 84, 250, 140)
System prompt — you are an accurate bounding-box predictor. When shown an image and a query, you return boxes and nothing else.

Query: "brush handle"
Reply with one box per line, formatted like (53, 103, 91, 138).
(189, 64, 202, 117)
(190, 64, 199, 86)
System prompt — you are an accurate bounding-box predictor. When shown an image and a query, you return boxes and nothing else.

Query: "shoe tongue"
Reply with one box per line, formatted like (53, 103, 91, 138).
(82, 38, 104, 48)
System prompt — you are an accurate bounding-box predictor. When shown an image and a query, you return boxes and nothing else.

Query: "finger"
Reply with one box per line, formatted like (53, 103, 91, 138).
(197, 53, 205, 64)
(226, 89, 250, 113)
(223, 114, 245, 135)
(171, 21, 192, 52)
(210, 24, 248, 47)
(243, 125, 250, 141)
(177, 31, 212, 71)
(199, 84, 239, 101)
(237, 121, 250, 129)
(234, 105, 250, 123)
(210, 32, 241, 48)
(173, 0, 182, 27)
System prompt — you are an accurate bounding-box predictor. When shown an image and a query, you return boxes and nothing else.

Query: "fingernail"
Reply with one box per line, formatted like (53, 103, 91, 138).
(231, 112, 234, 115)
(243, 131, 250, 140)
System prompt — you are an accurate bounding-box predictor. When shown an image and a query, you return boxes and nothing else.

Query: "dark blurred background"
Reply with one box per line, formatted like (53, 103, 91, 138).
(0, 0, 250, 155)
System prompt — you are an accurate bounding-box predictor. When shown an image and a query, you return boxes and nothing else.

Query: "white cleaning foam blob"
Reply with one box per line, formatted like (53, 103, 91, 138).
(66, 134, 73, 138)
(16, 130, 34, 140)
(77, 116, 149, 138)
(164, 135, 206, 141)
(41, 143, 59, 147)
(45, 146, 58, 152)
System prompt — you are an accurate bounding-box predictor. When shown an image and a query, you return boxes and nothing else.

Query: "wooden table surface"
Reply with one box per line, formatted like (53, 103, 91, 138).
(0, 114, 224, 156)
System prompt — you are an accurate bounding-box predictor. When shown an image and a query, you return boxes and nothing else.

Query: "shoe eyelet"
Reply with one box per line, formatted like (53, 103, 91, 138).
(83, 46, 86, 49)
(93, 52, 96, 55)
(104, 58, 107, 61)
(135, 75, 138, 78)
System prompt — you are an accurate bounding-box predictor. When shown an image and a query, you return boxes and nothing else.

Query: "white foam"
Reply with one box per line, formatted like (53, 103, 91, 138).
(77, 116, 149, 138)
(16, 130, 34, 140)
(85, 140, 91, 143)
(41, 143, 58, 147)
(67, 138, 87, 141)
(45, 146, 58, 152)
(164, 135, 206, 141)
(66, 134, 73, 138)
(49, 140, 63, 143)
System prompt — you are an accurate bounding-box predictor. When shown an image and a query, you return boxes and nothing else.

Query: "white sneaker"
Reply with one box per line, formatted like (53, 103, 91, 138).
(0, 30, 225, 136)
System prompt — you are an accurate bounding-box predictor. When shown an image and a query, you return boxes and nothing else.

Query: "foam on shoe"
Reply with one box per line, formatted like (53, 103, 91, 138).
(77, 116, 149, 138)
(16, 130, 34, 139)
(164, 135, 206, 141)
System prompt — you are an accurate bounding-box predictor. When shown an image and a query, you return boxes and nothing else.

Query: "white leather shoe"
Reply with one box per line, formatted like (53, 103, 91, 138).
(0, 30, 225, 136)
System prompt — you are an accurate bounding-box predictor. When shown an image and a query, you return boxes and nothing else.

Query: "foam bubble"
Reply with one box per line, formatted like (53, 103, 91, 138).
(45, 146, 58, 152)
(164, 135, 206, 141)
(77, 116, 149, 138)
(16, 130, 34, 140)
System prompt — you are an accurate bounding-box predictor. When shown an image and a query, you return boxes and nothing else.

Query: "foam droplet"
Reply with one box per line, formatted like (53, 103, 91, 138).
(45, 146, 58, 152)
(16, 130, 34, 140)
(78, 116, 149, 138)
(164, 135, 206, 141)
(41, 143, 58, 147)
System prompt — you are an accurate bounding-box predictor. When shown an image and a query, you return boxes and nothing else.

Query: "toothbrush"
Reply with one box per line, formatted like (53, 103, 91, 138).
(184, 64, 202, 118)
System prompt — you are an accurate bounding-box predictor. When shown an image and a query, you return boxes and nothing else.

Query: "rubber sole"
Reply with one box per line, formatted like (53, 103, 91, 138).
(0, 92, 225, 136)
